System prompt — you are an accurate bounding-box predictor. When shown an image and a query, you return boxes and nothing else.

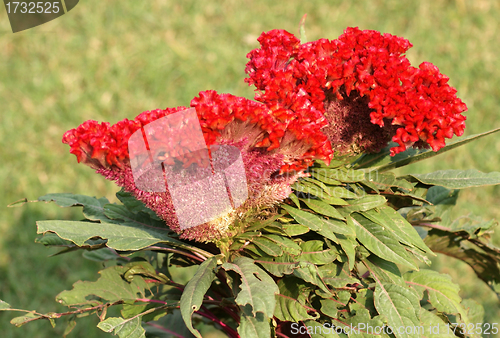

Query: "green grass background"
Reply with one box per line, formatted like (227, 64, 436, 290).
(1, 0, 500, 337)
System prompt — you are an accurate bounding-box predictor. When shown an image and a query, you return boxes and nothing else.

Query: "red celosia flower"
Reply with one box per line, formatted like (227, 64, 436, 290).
(245, 27, 467, 155)
(63, 91, 315, 242)
(64, 27, 467, 241)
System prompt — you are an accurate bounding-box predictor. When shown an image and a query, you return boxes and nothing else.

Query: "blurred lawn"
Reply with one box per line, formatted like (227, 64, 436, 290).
(1, 0, 500, 337)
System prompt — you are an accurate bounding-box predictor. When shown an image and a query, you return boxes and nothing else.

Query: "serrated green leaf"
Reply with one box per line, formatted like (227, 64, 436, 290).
(56, 262, 152, 306)
(222, 257, 278, 317)
(97, 317, 145, 338)
(301, 198, 345, 220)
(238, 306, 271, 338)
(350, 214, 418, 269)
(274, 276, 318, 322)
(405, 169, 500, 189)
(404, 270, 465, 317)
(180, 256, 218, 338)
(374, 283, 421, 338)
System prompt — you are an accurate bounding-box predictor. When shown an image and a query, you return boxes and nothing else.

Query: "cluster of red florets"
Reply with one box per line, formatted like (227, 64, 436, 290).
(63, 91, 323, 172)
(63, 27, 468, 241)
(245, 27, 467, 155)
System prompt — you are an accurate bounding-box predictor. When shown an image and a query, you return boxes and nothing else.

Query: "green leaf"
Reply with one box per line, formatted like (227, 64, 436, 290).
(0, 300, 11, 310)
(404, 169, 500, 189)
(262, 234, 301, 256)
(144, 310, 195, 338)
(462, 298, 484, 325)
(321, 218, 355, 237)
(354, 127, 500, 171)
(301, 198, 345, 220)
(288, 193, 301, 208)
(293, 262, 331, 294)
(222, 257, 279, 317)
(364, 255, 405, 286)
(423, 228, 500, 298)
(299, 240, 338, 265)
(281, 205, 322, 231)
(274, 276, 318, 322)
(255, 254, 300, 277)
(180, 256, 218, 338)
(238, 306, 271, 338)
(251, 237, 283, 257)
(56, 262, 153, 306)
(10, 312, 42, 327)
(36, 220, 196, 252)
(336, 234, 357, 270)
(97, 317, 145, 338)
(309, 169, 342, 185)
(318, 262, 358, 289)
(343, 308, 388, 338)
(302, 319, 341, 337)
(38, 193, 110, 222)
(403, 270, 464, 316)
(282, 223, 310, 236)
(350, 214, 418, 269)
(374, 283, 421, 338)
(364, 172, 415, 192)
(418, 309, 457, 337)
(35, 233, 73, 246)
(362, 206, 433, 254)
(338, 195, 387, 215)
(82, 248, 122, 262)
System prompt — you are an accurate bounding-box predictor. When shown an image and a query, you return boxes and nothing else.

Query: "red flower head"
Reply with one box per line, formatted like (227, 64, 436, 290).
(63, 91, 317, 242)
(245, 27, 467, 156)
(64, 27, 467, 242)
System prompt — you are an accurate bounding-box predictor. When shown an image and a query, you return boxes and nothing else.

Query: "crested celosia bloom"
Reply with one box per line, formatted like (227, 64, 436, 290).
(63, 27, 467, 242)
(63, 91, 316, 242)
(245, 27, 467, 155)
